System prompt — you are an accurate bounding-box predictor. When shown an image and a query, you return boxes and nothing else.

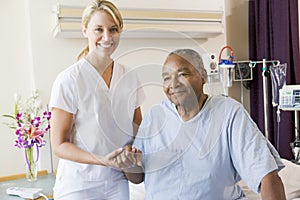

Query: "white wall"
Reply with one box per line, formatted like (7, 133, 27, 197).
(0, 1, 36, 176)
(0, 0, 249, 176)
(225, 0, 250, 112)
(0, 0, 86, 176)
(57, 0, 223, 11)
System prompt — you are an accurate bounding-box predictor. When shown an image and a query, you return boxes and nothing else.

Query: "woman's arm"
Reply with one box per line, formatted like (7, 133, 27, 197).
(50, 107, 125, 168)
(260, 170, 286, 200)
(123, 107, 144, 183)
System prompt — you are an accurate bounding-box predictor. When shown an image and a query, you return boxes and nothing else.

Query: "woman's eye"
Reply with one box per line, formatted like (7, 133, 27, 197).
(94, 28, 103, 32)
(110, 27, 119, 33)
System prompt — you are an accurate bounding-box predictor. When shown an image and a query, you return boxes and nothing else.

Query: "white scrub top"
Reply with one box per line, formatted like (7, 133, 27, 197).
(49, 58, 145, 199)
(134, 95, 284, 200)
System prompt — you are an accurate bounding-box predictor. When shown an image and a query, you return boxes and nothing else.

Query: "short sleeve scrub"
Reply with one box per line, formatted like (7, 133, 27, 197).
(49, 58, 145, 200)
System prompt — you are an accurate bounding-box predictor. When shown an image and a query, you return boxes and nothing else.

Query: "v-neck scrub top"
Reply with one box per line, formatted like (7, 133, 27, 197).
(134, 95, 284, 200)
(49, 58, 145, 199)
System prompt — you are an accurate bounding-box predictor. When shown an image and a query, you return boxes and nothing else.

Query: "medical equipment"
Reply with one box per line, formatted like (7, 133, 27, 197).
(233, 62, 253, 81)
(232, 60, 254, 106)
(204, 47, 253, 99)
(269, 63, 287, 150)
(270, 63, 287, 107)
(246, 59, 280, 140)
(202, 53, 222, 95)
(279, 85, 300, 110)
(213, 54, 284, 140)
(290, 140, 300, 164)
(218, 46, 235, 96)
(202, 53, 218, 75)
(279, 85, 300, 164)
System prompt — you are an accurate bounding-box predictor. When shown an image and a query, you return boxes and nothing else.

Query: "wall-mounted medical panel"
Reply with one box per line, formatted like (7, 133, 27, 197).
(52, 5, 224, 39)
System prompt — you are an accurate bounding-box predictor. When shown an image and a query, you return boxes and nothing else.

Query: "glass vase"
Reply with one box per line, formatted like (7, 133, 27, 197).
(25, 147, 38, 182)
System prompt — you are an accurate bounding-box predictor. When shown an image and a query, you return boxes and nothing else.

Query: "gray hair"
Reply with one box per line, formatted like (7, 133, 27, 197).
(168, 49, 207, 82)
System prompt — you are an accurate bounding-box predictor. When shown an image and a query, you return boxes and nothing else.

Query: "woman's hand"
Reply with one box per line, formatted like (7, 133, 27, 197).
(122, 145, 142, 167)
(101, 145, 142, 170)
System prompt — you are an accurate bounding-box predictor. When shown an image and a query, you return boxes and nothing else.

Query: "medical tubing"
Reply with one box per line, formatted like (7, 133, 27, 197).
(276, 107, 280, 123)
(235, 60, 245, 106)
(218, 45, 235, 97)
(218, 46, 234, 63)
(276, 107, 281, 151)
(291, 118, 300, 141)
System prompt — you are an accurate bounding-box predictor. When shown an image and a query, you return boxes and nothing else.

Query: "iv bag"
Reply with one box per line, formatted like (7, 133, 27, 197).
(270, 63, 287, 107)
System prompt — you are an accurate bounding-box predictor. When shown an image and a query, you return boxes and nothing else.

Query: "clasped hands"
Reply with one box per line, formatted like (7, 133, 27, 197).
(104, 145, 142, 172)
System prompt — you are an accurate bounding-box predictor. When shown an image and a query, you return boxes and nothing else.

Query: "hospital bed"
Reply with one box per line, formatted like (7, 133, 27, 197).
(129, 159, 300, 200)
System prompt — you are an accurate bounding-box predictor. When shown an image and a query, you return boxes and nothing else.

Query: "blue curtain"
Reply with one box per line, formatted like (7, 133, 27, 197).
(249, 0, 300, 159)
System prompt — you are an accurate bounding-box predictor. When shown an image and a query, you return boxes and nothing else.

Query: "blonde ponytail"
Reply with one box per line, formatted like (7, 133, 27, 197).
(77, 46, 89, 61)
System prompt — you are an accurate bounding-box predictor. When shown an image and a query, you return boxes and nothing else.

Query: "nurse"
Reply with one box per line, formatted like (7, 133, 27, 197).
(49, 0, 144, 199)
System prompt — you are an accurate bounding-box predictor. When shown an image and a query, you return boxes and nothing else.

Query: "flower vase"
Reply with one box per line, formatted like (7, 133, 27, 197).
(25, 147, 38, 182)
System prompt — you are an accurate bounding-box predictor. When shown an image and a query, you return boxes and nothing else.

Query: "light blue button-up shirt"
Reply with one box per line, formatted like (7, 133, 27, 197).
(134, 95, 284, 200)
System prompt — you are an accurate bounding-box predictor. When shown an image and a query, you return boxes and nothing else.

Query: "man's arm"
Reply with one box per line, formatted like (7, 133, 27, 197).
(260, 170, 286, 200)
(122, 145, 144, 184)
(124, 167, 144, 184)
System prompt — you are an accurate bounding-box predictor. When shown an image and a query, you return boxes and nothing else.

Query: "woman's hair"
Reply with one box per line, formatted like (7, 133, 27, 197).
(168, 49, 208, 82)
(77, 0, 123, 60)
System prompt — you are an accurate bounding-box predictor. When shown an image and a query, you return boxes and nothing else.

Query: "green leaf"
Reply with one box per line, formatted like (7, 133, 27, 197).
(8, 125, 17, 129)
(2, 114, 16, 119)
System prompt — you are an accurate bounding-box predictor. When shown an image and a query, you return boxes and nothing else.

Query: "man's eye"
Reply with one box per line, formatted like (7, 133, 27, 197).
(179, 73, 188, 77)
(163, 76, 170, 82)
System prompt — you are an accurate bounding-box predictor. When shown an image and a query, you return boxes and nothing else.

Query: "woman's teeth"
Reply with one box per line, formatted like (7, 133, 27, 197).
(97, 43, 112, 48)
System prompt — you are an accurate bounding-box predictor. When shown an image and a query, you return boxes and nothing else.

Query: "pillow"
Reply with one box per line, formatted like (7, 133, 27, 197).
(279, 159, 300, 200)
(239, 159, 300, 200)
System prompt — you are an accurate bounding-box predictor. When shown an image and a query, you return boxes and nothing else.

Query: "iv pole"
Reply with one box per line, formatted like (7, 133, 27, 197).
(250, 59, 280, 140)
(250, 59, 300, 163)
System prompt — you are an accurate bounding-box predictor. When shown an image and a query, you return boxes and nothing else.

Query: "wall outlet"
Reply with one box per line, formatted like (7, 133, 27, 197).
(202, 53, 218, 75)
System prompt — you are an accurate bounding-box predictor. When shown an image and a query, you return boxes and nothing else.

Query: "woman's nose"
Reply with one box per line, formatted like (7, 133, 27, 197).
(102, 29, 112, 41)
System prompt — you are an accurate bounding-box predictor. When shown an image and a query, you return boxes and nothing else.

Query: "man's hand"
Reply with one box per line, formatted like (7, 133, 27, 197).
(120, 145, 143, 172)
(100, 145, 142, 171)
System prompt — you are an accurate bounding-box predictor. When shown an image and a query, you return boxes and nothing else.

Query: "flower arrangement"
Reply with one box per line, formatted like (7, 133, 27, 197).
(3, 90, 51, 181)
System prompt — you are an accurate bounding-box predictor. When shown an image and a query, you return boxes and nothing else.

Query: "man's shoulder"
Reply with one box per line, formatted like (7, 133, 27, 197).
(210, 95, 242, 106)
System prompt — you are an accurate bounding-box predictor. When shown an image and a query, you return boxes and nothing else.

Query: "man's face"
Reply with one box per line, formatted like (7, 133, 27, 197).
(162, 54, 205, 106)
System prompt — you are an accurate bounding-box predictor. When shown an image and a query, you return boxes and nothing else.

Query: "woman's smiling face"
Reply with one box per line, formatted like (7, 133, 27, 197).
(82, 10, 121, 57)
